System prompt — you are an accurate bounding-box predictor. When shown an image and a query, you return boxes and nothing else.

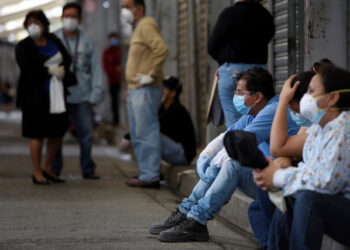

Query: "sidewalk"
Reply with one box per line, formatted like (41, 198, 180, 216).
(0, 116, 259, 250)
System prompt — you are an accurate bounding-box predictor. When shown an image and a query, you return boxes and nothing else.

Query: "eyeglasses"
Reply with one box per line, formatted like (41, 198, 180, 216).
(234, 90, 256, 96)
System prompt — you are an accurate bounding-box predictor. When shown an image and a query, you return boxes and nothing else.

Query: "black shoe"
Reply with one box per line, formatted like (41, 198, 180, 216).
(83, 172, 100, 180)
(125, 178, 160, 189)
(42, 170, 65, 183)
(158, 218, 209, 242)
(150, 209, 187, 235)
(32, 175, 50, 185)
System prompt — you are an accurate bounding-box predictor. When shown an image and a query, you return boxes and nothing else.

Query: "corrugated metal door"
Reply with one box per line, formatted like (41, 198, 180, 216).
(348, 0, 350, 71)
(272, 0, 289, 91)
(177, 0, 200, 144)
(178, 0, 192, 112)
(271, 0, 300, 91)
(194, 0, 208, 146)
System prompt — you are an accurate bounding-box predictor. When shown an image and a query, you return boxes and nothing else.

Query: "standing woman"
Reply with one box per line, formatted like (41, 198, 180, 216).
(208, 0, 275, 128)
(15, 10, 71, 184)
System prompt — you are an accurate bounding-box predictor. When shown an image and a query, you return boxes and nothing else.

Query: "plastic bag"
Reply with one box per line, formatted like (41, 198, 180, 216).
(49, 76, 66, 114)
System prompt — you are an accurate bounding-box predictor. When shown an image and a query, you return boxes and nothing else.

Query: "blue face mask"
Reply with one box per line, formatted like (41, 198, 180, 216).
(290, 111, 312, 127)
(233, 95, 250, 115)
(110, 38, 119, 47)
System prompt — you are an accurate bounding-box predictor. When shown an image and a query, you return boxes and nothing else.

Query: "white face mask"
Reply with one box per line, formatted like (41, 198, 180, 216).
(300, 93, 326, 124)
(121, 8, 134, 24)
(63, 18, 79, 32)
(27, 24, 41, 40)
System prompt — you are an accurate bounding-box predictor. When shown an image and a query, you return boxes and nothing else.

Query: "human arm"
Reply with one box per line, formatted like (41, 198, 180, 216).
(270, 75, 308, 157)
(256, 125, 350, 195)
(15, 40, 48, 77)
(88, 39, 103, 104)
(141, 22, 168, 80)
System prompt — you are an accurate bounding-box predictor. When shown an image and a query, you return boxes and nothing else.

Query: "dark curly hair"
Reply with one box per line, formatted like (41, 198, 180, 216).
(236, 67, 275, 100)
(291, 71, 315, 102)
(63, 2, 82, 17)
(23, 9, 50, 34)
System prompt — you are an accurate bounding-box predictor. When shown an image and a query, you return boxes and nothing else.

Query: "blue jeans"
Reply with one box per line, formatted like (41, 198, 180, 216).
(218, 63, 267, 128)
(269, 191, 350, 250)
(248, 199, 272, 248)
(161, 134, 188, 166)
(179, 160, 257, 225)
(54, 102, 96, 175)
(248, 187, 277, 247)
(127, 86, 163, 182)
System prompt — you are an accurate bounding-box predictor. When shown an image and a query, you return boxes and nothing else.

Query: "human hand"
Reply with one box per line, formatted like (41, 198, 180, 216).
(136, 73, 154, 85)
(214, 68, 219, 78)
(196, 155, 211, 182)
(253, 157, 279, 191)
(273, 157, 292, 169)
(48, 65, 65, 80)
(279, 74, 299, 104)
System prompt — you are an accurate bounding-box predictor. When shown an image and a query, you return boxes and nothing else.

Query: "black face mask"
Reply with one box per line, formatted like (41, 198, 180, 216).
(223, 130, 268, 169)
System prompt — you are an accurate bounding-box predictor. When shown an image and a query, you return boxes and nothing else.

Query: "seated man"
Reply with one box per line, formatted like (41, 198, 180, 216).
(150, 68, 300, 242)
(121, 77, 196, 166)
(158, 77, 196, 165)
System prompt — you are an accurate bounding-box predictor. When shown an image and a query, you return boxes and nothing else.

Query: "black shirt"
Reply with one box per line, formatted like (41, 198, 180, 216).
(159, 100, 196, 164)
(208, 1, 275, 65)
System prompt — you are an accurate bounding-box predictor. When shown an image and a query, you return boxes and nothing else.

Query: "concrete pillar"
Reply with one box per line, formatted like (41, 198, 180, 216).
(304, 0, 348, 69)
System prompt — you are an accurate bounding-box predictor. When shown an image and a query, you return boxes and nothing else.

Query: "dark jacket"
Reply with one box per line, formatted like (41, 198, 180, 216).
(159, 100, 197, 163)
(15, 33, 72, 109)
(208, 0, 275, 65)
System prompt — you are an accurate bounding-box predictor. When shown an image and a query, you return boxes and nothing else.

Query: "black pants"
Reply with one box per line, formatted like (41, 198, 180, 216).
(109, 84, 120, 124)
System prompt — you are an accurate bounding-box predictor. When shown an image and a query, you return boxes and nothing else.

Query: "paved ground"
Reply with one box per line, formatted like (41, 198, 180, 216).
(0, 112, 259, 250)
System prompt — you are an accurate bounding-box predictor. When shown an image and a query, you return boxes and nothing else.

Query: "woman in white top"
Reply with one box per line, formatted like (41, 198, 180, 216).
(254, 64, 350, 250)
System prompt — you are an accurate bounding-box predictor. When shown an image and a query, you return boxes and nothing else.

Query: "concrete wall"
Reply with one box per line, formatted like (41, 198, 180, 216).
(304, 0, 348, 69)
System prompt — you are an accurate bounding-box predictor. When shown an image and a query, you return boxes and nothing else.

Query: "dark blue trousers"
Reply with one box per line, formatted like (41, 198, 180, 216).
(269, 190, 350, 250)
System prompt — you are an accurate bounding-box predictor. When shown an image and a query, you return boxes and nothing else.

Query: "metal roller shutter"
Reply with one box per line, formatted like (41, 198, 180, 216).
(348, 0, 350, 71)
(194, 0, 208, 146)
(273, 0, 289, 91)
(177, 0, 191, 109)
(271, 0, 302, 92)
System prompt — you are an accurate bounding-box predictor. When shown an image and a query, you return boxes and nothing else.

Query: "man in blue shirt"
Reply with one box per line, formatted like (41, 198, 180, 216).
(54, 3, 102, 179)
(150, 68, 299, 242)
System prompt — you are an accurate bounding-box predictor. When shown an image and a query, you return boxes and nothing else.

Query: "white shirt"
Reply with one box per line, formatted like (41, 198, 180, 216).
(274, 111, 350, 199)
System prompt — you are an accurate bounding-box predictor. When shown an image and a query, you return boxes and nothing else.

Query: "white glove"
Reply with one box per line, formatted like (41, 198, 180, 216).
(48, 65, 65, 81)
(211, 148, 231, 168)
(201, 133, 225, 159)
(136, 73, 154, 85)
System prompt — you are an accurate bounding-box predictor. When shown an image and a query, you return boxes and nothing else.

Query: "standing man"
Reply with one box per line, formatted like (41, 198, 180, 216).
(208, 0, 275, 128)
(54, 2, 102, 179)
(121, 0, 168, 188)
(102, 33, 122, 126)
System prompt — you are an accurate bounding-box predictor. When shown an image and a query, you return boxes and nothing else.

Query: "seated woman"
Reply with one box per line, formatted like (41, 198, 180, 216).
(254, 64, 350, 250)
(248, 70, 315, 248)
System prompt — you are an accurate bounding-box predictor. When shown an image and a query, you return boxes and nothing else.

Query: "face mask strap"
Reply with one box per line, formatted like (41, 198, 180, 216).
(316, 89, 350, 111)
